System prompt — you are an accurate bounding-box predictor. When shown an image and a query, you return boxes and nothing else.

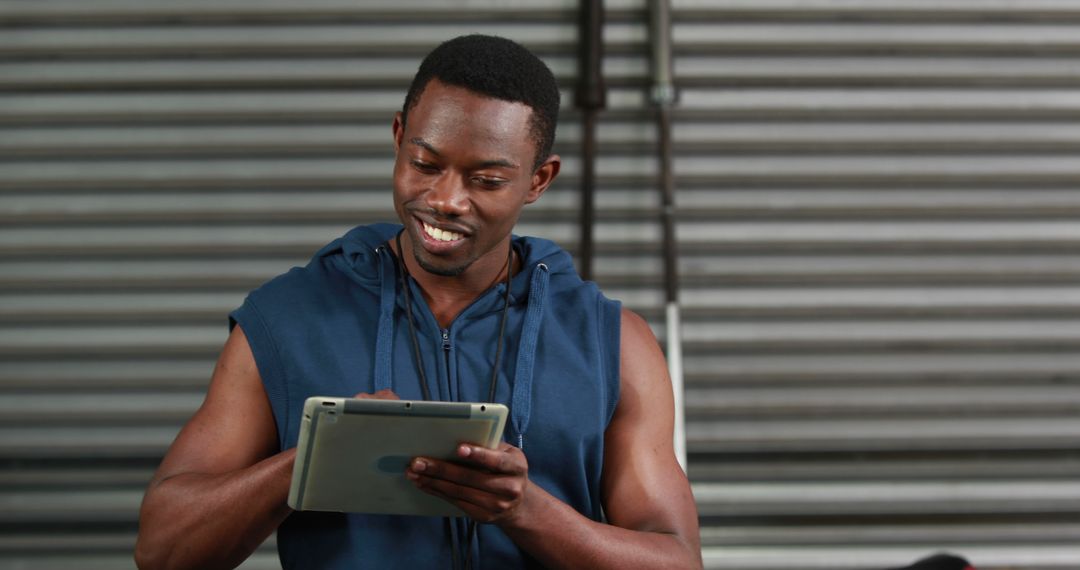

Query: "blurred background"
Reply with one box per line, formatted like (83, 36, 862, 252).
(2, 1, 1080, 568)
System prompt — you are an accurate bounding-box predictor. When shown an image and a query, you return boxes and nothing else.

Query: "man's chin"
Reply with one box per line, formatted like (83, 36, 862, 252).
(412, 247, 468, 277)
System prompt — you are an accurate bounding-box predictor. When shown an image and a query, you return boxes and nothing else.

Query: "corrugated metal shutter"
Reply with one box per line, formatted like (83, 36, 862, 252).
(672, 3, 1080, 569)
(2, 1, 1079, 569)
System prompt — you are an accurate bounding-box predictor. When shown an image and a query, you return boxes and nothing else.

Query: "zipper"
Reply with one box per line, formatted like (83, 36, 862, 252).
(441, 328, 453, 401)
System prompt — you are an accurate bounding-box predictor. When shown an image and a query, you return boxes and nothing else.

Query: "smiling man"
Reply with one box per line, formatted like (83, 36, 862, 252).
(135, 35, 701, 569)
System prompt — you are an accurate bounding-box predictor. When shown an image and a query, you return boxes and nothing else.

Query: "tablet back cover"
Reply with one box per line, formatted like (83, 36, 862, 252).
(288, 397, 507, 516)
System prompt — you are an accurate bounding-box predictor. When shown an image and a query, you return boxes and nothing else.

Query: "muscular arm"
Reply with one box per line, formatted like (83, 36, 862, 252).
(408, 308, 702, 569)
(134, 325, 294, 570)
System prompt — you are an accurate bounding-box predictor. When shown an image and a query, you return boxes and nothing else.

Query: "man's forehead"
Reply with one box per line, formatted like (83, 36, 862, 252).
(407, 136, 520, 170)
(405, 82, 535, 165)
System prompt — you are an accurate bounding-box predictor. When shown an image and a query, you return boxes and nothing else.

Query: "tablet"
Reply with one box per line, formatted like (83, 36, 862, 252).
(287, 396, 508, 517)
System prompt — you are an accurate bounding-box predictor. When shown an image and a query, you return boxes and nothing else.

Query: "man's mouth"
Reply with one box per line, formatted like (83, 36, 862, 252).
(422, 221, 464, 242)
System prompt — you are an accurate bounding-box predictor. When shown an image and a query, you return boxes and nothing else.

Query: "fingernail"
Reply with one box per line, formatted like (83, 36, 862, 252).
(412, 459, 426, 472)
(458, 445, 471, 457)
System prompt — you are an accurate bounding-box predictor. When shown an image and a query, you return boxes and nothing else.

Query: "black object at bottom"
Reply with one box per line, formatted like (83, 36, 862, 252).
(889, 552, 974, 570)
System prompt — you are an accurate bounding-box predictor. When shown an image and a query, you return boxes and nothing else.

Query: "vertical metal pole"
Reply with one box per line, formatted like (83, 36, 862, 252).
(649, 0, 686, 471)
(576, 0, 605, 281)
(580, 112, 598, 281)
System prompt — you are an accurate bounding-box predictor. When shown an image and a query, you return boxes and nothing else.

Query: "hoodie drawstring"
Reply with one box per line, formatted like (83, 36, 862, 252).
(373, 245, 396, 393)
(509, 262, 550, 449)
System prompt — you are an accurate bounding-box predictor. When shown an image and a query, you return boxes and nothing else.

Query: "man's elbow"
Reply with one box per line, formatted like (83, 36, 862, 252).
(134, 503, 181, 570)
(134, 536, 202, 570)
(686, 547, 705, 570)
(133, 534, 165, 570)
(677, 539, 704, 570)
(666, 529, 703, 570)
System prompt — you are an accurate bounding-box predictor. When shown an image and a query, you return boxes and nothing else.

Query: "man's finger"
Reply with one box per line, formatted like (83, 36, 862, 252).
(352, 389, 400, 400)
(454, 443, 526, 475)
(408, 457, 522, 496)
(408, 457, 470, 484)
(410, 472, 517, 523)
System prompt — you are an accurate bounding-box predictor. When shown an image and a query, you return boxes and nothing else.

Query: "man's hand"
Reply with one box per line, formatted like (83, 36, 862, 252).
(406, 442, 530, 524)
(353, 388, 400, 400)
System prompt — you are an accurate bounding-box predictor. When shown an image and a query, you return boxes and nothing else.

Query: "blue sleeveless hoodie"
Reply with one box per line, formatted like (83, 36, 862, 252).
(229, 223, 621, 569)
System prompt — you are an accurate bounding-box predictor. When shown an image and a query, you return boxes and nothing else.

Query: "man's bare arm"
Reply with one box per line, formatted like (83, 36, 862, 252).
(134, 325, 294, 570)
(407, 307, 702, 568)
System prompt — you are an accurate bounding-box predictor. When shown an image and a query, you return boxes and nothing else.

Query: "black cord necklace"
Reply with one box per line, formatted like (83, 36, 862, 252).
(393, 231, 514, 570)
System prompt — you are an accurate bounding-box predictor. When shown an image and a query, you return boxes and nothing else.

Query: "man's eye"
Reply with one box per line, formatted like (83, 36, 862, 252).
(473, 177, 506, 188)
(411, 161, 438, 173)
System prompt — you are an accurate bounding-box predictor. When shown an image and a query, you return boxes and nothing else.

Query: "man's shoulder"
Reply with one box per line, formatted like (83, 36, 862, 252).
(618, 307, 653, 344)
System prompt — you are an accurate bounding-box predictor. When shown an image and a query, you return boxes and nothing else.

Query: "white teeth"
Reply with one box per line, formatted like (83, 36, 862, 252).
(423, 222, 463, 242)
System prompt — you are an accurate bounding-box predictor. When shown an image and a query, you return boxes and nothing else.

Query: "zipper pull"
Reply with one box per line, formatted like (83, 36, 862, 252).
(441, 328, 451, 351)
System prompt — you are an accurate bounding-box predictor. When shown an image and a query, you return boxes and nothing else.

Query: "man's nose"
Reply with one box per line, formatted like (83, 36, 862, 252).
(426, 173, 469, 216)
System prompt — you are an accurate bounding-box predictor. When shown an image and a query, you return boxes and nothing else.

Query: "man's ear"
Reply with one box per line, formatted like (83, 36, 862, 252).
(392, 111, 405, 154)
(526, 154, 561, 204)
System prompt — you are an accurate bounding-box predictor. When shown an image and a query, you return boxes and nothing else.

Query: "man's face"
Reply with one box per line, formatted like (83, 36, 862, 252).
(391, 80, 559, 278)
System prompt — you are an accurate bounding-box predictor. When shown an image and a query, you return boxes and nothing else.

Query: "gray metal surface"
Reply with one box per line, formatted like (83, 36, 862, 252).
(2, 0, 1079, 568)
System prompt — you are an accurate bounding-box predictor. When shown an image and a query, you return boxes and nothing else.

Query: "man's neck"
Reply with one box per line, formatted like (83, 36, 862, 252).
(395, 237, 517, 329)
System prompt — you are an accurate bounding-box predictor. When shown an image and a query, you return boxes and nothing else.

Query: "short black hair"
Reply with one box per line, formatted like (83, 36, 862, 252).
(401, 34, 560, 172)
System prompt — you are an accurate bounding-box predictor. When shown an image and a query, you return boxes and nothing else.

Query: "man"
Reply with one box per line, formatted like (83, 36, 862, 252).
(135, 34, 701, 569)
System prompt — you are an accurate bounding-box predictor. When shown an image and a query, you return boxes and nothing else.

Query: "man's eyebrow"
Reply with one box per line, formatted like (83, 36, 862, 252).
(409, 138, 441, 157)
(477, 158, 519, 170)
(409, 137, 518, 170)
